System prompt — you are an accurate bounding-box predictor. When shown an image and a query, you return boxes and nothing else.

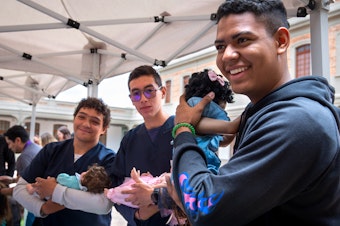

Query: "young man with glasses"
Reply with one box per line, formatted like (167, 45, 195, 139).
(112, 65, 174, 226)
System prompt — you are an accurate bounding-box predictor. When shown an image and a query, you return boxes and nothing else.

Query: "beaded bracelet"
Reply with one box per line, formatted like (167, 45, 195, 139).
(172, 122, 196, 138)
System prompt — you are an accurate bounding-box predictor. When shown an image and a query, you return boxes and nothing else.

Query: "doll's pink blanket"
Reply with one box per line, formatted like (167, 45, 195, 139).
(106, 173, 186, 226)
(106, 174, 163, 208)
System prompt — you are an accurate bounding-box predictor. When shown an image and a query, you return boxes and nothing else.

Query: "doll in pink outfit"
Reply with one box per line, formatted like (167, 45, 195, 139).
(105, 168, 187, 226)
(105, 167, 166, 208)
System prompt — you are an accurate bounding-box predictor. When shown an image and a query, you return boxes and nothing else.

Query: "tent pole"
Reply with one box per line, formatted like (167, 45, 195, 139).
(310, 0, 331, 81)
(30, 104, 36, 141)
(87, 51, 99, 98)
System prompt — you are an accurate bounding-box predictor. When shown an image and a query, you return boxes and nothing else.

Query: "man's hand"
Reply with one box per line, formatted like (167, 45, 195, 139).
(33, 177, 57, 199)
(121, 168, 154, 207)
(0, 175, 15, 185)
(41, 199, 65, 215)
(175, 92, 214, 127)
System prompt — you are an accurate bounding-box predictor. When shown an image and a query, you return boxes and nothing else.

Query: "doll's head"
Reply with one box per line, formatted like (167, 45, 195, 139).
(185, 69, 234, 108)
(81, 164, 111, 194)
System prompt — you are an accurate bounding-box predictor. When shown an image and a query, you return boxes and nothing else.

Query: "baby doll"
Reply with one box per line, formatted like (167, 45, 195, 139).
(27, 164, 111, 196)
(105, 168, 187, 226)
(185, 69, 239, 174)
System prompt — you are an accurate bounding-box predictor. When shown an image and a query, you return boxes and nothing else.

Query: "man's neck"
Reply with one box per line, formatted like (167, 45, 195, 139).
(144, 111, 170, 130)
(73, 139, 98, 155)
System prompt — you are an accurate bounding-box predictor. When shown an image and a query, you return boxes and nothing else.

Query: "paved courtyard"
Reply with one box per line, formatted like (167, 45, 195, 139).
(111, 207, 127, 225)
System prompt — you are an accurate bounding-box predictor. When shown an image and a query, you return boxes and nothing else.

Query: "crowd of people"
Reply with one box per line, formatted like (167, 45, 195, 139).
(0, 1, 339, 226)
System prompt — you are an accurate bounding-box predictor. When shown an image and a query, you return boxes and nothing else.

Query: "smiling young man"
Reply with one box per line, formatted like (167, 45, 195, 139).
(170, 1, 340, 225)
(13, 97, 116, 226)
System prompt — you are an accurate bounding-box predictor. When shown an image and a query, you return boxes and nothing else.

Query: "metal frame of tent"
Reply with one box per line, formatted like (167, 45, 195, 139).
(0, 0, 334, 138)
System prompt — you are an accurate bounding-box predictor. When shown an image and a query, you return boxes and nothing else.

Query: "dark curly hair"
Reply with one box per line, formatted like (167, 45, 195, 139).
(81, 164, 111, 194)
(184, 69, 234, 105)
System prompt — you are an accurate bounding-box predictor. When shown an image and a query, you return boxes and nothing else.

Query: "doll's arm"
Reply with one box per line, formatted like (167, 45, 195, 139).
(196, 115, 241, 135)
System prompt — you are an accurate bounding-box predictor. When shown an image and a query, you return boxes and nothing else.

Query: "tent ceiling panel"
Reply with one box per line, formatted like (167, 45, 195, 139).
(0, 0, 331, 105)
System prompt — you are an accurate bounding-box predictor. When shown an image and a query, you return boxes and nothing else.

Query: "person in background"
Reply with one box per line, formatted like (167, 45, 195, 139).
(0, 135, 15, 179)
(13, 97, 116, 226)
(0, 135, 16, 226)
(1, 126, 41, 193)
(56, 126, 71, 142)
(1, 126, 41, 226)
(33, 135, 41, 147)
(40, 132, 57, 147)
(169, 0, 340, 225)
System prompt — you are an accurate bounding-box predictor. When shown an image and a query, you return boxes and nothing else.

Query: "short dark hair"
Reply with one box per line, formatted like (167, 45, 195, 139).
(81, 164, 111, 194)
(4, 125, 29, 143)
(128, 65, 162, 89)
(73, 97, 111, 129)
(216, 0, 290, 35)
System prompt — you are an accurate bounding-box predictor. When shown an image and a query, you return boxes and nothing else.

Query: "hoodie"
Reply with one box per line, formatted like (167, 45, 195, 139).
(172, 76, 340, 226)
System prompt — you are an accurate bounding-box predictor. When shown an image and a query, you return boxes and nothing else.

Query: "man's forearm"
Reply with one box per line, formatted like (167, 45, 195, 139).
(52, 184, 112, 214)
(13, 177, 45, 217)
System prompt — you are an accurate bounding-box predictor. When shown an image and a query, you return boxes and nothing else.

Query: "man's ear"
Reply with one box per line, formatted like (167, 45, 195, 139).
(275, 27, 290, 55)
(161, 86, 167, 99)
(15, 137, 21, 144)
(101, 127, 108, 136)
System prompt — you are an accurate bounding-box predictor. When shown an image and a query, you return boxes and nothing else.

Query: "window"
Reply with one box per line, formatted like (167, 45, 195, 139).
(25, 122, 40, 136)
(296, 44, 311, 78)
(182, 75, 190, 91)
(165, 80, 171, 103)
(0, 120, 10, 135)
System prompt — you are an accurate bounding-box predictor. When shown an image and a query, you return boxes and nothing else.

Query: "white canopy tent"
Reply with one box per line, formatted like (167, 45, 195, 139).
(0, 0, 333, 138)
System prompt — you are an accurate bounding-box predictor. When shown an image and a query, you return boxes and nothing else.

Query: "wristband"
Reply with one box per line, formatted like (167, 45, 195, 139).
(151, 188, 160, 205)
(172, 122, 196, 138)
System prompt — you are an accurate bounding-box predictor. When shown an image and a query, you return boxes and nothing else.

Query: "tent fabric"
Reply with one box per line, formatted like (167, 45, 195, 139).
(0, 0, 330, 105)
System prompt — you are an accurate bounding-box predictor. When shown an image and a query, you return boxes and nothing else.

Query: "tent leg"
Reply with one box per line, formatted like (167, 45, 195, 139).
(310, 0, 331, 81)
(30, 104, 36, 141)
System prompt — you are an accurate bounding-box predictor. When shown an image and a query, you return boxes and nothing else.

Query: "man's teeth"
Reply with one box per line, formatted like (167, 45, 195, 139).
(230, 67, 247, 75)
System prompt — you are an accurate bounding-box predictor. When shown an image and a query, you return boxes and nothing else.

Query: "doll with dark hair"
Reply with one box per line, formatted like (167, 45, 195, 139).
(184, 69, 239, 174)
(27, 164, 111, 196)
